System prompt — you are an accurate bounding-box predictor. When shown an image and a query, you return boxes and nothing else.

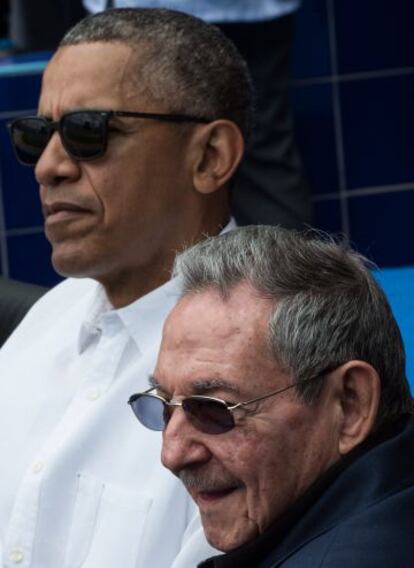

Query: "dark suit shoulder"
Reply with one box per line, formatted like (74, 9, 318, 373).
(273, 484, 414, 568)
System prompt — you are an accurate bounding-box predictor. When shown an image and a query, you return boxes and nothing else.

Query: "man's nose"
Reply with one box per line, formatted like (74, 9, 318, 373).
(161, 407, 211, 475)
(35, 132, 81, 187)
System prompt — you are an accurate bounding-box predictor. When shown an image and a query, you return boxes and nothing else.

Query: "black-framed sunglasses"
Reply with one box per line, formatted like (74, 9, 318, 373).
(7, 109, 210, 166)
(128, 366, 337, 435)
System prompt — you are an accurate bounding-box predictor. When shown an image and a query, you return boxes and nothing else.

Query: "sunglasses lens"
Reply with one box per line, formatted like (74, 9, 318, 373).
(62, 112, 106, 160)
(9, 118, 51, 165)
(129, 394, 166, 431)
(183, 398, 235, 435)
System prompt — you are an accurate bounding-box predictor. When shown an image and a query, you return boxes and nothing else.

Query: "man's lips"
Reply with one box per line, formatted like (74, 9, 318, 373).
(195, 487, 240, 505)
(43, 201, 93, 222)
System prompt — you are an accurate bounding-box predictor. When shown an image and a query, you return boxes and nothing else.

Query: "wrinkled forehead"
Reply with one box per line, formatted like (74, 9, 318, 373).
(167, 286, 272, 341)
(154, 284, 281, 399)
(38, 41, 156, 115)
(156, 286, 276, 388)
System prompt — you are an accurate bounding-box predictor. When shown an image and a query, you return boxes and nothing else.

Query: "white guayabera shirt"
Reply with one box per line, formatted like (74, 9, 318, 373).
(0, 248, 235, 568)
(83, 0, 301, 22)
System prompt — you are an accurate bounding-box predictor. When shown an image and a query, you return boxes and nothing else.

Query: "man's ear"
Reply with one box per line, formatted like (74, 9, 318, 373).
(334, 361, 381, 456)
(190, 120, 245, 194)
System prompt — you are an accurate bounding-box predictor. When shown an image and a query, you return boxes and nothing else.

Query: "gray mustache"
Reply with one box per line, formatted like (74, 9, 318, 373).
(178, 468, 241, 491)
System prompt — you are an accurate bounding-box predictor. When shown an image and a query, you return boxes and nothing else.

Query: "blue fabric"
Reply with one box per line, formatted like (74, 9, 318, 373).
(374, 266, 414, 392)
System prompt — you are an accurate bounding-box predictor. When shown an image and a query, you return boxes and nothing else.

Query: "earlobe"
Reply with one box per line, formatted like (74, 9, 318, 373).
(336, 361, 381, 455)
(192, 120, 245, 194)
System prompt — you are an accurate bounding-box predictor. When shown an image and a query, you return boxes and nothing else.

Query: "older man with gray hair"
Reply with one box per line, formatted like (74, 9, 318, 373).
(130, 225, 414, 567)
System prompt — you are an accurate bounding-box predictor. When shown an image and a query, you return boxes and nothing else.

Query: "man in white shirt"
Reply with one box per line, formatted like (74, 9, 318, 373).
(2, 8, 252, 567)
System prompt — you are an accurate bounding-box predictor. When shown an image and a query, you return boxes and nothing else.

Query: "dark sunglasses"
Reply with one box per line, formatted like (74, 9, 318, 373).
(128, 367, 336, 435)
(7, 109, 210, 166)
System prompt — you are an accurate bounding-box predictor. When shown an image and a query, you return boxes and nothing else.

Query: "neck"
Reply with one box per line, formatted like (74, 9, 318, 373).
(102, 209, 230, 308)
(101, 261, 171, 308)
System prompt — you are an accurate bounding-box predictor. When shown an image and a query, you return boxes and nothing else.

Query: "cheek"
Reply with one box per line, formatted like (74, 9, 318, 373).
(242, 419, 339, 532)
(223, 431, 277, 510)
(239, 436, 284, 527)
(85, 169, 133, 237)
(84, 168, 109, 207)
(231, 424, 305, 533)
(199, 429, 299, 549)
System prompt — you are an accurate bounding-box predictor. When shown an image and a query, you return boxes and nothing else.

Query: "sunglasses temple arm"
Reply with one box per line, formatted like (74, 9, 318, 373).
(233, 382, 298, 410)
(234, 369, 333, 411)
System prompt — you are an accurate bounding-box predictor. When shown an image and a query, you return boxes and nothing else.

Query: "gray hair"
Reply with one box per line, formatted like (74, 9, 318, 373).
(60, 8, 254, 141)
(174, 225, 413, 426)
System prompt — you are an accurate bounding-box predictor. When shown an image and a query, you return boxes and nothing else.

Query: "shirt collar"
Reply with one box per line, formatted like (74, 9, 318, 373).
(77, 217, 236, 355)
(77, 276, 182, 355)
(116, 275, 183, 355)
(221, 217, 237, 234)
(78, 282, 112, 353)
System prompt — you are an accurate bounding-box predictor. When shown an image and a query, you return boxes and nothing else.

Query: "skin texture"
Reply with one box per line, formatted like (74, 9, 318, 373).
(35, 42, 236, 307)
(157, 283, 346, 552)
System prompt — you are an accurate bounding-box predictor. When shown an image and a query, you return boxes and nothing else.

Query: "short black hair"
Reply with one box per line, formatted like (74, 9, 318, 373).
(61, 8, 254, 142)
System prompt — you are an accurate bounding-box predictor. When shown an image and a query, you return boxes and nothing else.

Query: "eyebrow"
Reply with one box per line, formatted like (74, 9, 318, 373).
(192, 378, 241, 396)
(148, 374, 241, 397)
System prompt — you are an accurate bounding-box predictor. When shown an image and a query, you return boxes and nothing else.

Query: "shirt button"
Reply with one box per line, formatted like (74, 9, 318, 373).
(86, 387, 101, 401)
(9, 547, 24, 563)
(32, 461, 44, 474)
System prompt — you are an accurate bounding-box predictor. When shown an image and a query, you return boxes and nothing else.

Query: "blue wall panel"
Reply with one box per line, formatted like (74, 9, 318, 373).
(0, 0, 414, 287)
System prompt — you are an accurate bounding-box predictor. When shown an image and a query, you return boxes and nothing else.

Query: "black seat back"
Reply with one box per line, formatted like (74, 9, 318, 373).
(0, 277, 48, 347)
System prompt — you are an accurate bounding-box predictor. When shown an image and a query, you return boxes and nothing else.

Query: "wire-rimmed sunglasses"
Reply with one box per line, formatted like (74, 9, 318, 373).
(128, 366, 337, 435)
(7, 109, 210, 166)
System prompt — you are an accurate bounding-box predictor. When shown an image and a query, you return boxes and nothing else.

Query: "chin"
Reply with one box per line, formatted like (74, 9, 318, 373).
(203, 520, 259, 553)
(51, 249, 97, 279)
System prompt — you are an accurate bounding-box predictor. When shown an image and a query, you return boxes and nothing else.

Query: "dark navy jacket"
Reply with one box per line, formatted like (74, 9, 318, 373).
(200, 415, 414, 568)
